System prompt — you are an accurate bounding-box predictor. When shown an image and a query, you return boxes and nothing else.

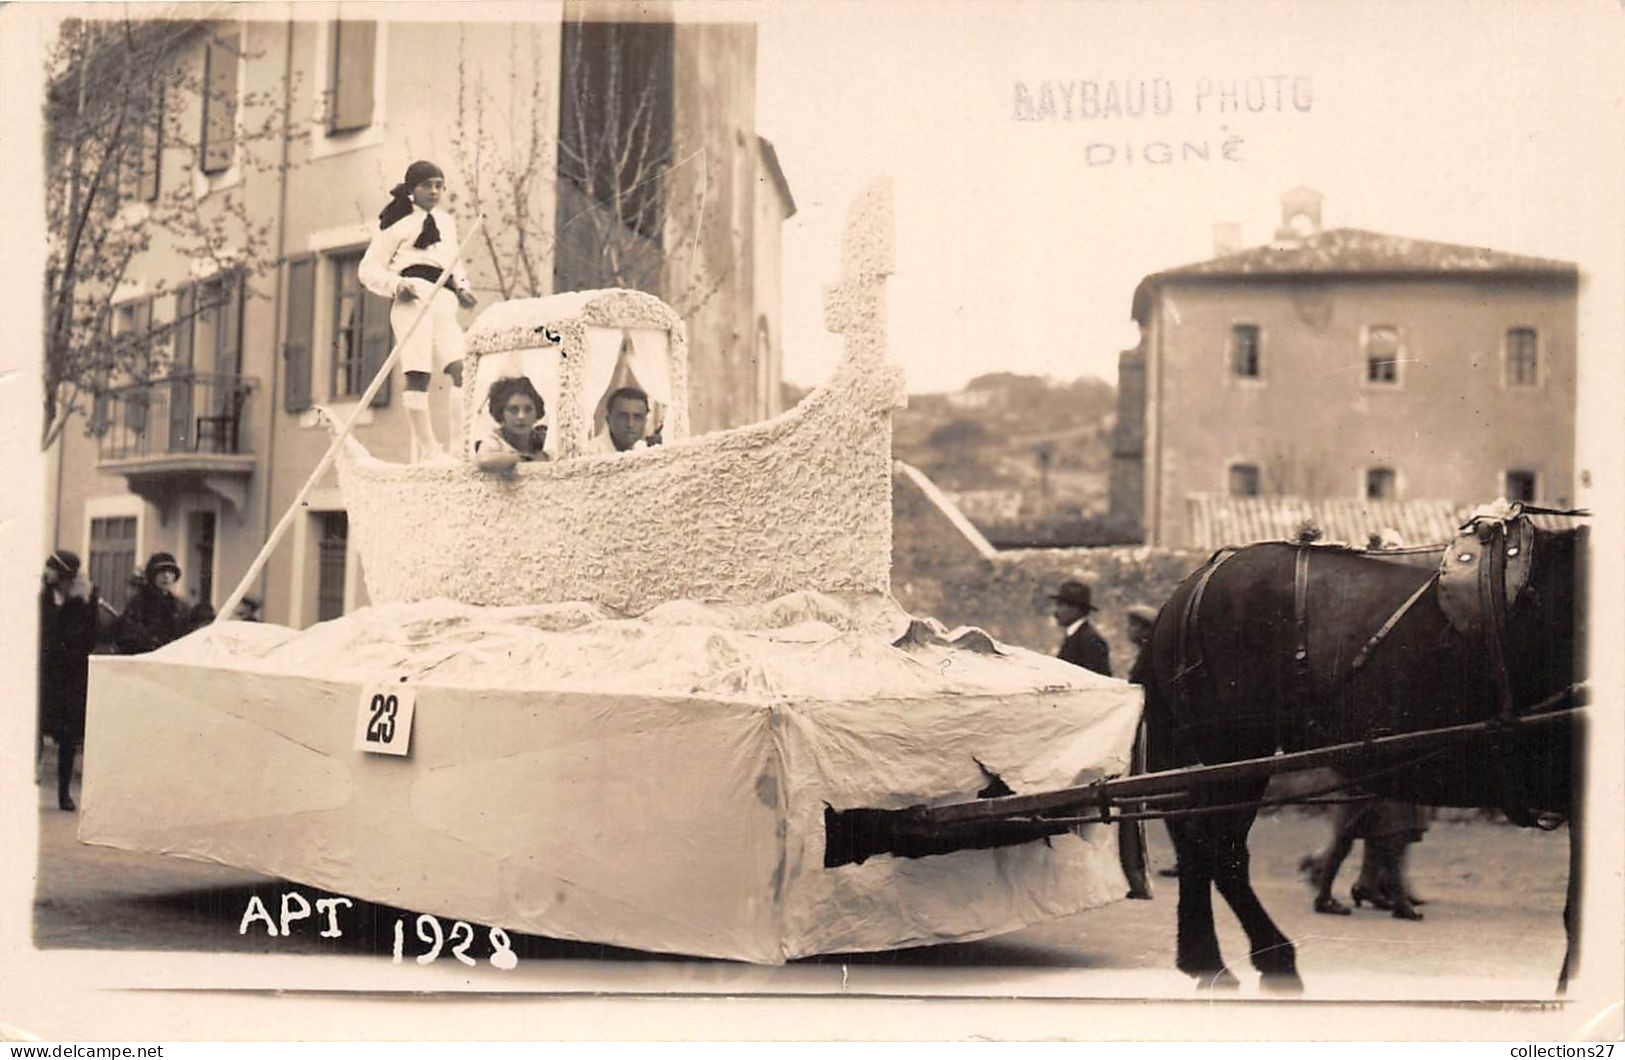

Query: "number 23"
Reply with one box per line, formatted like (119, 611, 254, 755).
(366, 693, 398, 743)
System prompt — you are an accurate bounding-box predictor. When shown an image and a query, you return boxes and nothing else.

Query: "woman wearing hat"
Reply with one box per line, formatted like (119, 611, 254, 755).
(39, 551, 99, 811)
(115, 552, 190, 656)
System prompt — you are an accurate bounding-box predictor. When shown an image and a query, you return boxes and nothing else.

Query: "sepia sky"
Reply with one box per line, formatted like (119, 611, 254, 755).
(757, 0, 1622, 393)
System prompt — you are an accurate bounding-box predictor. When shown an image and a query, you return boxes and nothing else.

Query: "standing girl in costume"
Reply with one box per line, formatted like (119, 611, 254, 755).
(358, 160, 478, 461)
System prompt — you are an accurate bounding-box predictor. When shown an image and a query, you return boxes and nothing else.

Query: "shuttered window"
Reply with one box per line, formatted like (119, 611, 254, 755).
(331, 251, 392, 406)
(328, 21, 377, 134)
(220, 270, 244, 377)
(283, 256, 315, 412)
(169, 288, 195, 449)
(126, 299, 153, 434)
(138, 82, 163, 201)
(201, 32, 239, 174)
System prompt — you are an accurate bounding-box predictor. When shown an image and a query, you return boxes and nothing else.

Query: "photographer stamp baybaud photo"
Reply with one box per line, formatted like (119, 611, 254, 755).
(9, 0, 1623, 1043)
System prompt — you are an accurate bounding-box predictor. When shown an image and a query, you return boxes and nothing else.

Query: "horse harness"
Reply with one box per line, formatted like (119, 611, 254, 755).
(1169, 510, 1557, 825)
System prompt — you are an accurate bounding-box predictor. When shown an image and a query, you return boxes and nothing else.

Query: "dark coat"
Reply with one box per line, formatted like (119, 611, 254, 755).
(39, 586, 100, 742)
(115, 584, 190, 655)
(1059, 620, 1112, 677)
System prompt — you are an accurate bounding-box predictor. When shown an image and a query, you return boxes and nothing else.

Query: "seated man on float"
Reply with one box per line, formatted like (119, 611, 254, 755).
(588, 386, 663, 455)
(474, 375, 551, 471)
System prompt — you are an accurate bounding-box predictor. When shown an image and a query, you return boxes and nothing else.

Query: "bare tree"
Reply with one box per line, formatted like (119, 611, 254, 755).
(42, 17, 293, 450)
(447, 19, 731, 317)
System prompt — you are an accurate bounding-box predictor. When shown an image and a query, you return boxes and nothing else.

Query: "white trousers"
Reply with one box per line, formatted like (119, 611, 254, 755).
(390, 280, 466, 375)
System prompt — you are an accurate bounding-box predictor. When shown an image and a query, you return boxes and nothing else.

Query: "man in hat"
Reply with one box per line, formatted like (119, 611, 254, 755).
(39, 551, 99, 810)
(1124, 603, 1159, 685)
(1051, 579, 1111, 676)
(1122, 601, 1174, 885)
(115, 552, 190, 655)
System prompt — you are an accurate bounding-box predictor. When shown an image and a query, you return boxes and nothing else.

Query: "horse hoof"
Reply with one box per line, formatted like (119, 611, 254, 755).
(1202, 969, 1241, 990)
(1261, 972, 1305, 995)
(1393, 905, 1424, 922)
(1314, 896, 1352, 916)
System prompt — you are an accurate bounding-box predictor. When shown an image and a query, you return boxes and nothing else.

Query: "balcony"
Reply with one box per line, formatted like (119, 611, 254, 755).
(96, 373, 258, 516)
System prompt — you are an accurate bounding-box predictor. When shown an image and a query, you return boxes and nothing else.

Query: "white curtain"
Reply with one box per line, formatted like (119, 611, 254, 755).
(580, 326, 626, 445)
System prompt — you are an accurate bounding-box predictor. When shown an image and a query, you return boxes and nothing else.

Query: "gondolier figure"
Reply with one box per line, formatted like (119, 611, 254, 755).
(359, 160, 478, 461)
(1051, 579, 1110, 676)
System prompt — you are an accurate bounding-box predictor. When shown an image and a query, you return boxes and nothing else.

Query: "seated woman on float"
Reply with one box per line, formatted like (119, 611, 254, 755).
(474, 376, 550, 471)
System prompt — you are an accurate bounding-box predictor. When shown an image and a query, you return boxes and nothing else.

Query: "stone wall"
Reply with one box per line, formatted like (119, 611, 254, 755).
(893, 465, 1206, 676)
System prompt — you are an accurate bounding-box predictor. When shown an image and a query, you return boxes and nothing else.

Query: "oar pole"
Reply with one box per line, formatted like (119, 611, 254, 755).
(215, 217, 485, 625)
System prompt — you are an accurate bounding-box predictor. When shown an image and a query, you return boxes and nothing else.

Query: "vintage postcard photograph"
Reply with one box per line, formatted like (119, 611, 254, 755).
(2, 0, 1621, 1043)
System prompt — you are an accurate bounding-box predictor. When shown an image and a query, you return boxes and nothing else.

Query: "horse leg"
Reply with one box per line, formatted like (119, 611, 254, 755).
(1559, 806, 1583, 992)
(1209, 799, 1303, 991)
(1167, 816, 1237, 988)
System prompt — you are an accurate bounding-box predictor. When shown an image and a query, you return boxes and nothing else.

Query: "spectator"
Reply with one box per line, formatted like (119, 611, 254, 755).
(1302, 796, 1427, 920)
(39, 551, 99, 811)
(1119, 602, 1175, 886)
(1050, 579, 1110, 676)
(115, 552, 191, 655)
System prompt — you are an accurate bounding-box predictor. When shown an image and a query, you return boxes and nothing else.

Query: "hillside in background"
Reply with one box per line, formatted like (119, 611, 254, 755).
(782, 372, 1132, 547)
(897, 374, 1133, 547)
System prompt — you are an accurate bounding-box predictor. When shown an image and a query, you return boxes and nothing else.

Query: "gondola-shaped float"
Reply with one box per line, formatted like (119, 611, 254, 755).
(78, 182, 1143, 964)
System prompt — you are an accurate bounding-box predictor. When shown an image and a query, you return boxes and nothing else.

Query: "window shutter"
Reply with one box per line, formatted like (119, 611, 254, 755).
(201, 34, 238, 174)
(328, 21, 376, 134)
(283, 257, 315, 413)
(221, 270, 244, 377)
(172, 288, 194, 372)
(360, 287, 393, 407)
(139, 82, 163, 201)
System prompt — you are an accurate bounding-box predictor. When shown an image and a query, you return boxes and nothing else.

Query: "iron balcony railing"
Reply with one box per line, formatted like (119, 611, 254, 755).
(95, 373, 258, 461)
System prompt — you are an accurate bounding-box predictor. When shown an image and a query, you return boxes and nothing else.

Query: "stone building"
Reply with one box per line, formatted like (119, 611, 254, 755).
(47, 12, 793, 626)
(1110, 188, 1577, 549)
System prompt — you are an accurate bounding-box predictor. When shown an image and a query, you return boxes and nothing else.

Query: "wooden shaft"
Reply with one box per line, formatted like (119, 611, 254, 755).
(909, 697, 1585, 826)
(215, 218, 484, 625)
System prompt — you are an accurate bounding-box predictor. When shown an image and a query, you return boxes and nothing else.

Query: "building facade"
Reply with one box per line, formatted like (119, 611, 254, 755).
(48, 13, 793, 626)
(1111, 191, 1577, 548)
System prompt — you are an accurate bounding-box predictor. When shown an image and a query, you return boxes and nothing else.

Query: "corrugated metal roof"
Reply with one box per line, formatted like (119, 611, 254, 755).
(1184, 495, 1585, 550)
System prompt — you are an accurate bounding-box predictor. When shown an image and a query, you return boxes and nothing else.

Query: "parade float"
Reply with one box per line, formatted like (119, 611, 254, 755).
(78, 182, 1143, 964)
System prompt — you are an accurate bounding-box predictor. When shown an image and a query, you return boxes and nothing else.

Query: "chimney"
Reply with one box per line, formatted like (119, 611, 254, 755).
(1212, 223, 1243, 257)
(1274, 186, 1324, 243)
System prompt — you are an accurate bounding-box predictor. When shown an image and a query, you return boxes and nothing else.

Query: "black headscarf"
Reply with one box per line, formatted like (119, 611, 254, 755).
(378, 160, 445, 231)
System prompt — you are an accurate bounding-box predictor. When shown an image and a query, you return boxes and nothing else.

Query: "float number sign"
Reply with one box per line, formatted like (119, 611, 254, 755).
(353, 684, 417, 756)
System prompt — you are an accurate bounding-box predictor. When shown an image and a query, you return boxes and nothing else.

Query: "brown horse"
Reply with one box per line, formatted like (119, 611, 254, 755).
(1140, 510, 1585, 990)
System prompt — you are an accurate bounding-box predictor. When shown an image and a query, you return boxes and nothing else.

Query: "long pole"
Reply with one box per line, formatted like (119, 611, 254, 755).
(215, 217, 484, 624)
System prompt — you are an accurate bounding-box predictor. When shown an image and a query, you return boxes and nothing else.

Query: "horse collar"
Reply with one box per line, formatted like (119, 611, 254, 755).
(1436, 516, 1534, 638)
